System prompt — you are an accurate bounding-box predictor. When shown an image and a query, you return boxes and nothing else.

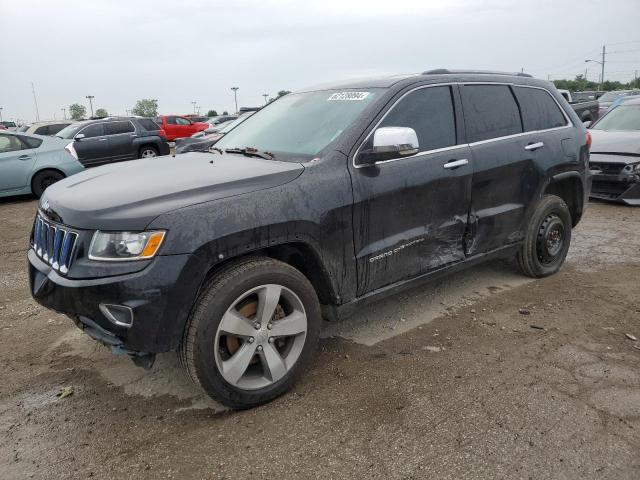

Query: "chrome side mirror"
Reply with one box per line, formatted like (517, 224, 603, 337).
(75, 133, 86, 141)
(583, 121, 592, 128)
(356, 126, 419, 166)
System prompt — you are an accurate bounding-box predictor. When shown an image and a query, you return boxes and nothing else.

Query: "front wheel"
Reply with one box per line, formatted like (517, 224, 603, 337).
(180, 257, 321, 409)
(517, 195, 572, 278)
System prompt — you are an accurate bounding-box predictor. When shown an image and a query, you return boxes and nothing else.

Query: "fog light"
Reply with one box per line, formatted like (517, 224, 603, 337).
(99, 304, 134, 327)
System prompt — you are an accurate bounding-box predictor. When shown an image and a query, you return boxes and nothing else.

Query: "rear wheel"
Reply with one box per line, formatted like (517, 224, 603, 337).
(139, 146, 158, 158)
(180, 257, 321, 409)
(31, 170, 64, 198)
(517, 195, 572, 278)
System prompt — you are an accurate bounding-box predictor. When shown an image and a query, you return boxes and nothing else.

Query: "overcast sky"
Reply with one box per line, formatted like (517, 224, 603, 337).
(2, 0, 640, 123)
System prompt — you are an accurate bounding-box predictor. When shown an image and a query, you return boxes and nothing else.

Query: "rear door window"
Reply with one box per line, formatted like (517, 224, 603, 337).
(461, 85, 523, 142)
(165, 116, 177, 125)
(105, 121, 135, 135)
(0, 135, 23, 153)
(33, 125, 50, 135)
(367, 85, 457, 153)
(513, 87, 567, 131)
(175, 117, 191, 125)
(48, 124, 69, 135)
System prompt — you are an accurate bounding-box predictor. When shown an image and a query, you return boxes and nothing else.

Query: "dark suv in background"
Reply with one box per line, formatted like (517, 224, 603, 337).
(30, 70, 590, 409)
(55, 117, 170, 167)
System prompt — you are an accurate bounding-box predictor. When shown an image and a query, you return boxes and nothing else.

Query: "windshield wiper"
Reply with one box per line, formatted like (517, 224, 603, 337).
(224, 147, 275, 160)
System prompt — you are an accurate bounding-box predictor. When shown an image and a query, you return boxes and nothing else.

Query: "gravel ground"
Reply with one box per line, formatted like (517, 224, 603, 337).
(1, 197, 639, 480)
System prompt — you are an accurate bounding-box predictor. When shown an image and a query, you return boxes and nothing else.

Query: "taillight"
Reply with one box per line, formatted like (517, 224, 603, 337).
(159, 128, 167, 139)
(64, 141, 79, 160)
(585, 131, 592, 150)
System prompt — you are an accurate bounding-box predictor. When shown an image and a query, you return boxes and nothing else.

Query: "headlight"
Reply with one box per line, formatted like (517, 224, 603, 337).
(88, 231, 166, 261)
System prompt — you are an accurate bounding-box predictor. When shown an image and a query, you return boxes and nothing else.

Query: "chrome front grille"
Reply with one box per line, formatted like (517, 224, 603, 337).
(32, 214, 78, 274)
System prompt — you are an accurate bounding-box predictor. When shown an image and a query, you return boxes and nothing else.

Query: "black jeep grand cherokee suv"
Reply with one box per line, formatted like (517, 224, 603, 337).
(29, 70, 591, 409)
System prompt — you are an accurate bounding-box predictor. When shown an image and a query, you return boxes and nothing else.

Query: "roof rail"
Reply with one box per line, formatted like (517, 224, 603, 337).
(422, 69, 533, 78)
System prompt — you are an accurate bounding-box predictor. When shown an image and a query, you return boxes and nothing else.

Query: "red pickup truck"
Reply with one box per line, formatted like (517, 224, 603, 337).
(155, 115, 209, 141)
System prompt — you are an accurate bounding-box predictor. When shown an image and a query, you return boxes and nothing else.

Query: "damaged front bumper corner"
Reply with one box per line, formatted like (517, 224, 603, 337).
(589, 171, 640, 206)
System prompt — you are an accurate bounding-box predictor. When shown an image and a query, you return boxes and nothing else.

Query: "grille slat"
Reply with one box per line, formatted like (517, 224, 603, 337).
(32, 214, 78, 275)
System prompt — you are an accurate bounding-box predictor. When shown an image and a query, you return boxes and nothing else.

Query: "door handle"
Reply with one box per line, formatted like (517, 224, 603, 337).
(18, 155, 32, 161)
(98, 138, 107, 142)
(443, 159, 469, 169)
(525, 141, 544, 151)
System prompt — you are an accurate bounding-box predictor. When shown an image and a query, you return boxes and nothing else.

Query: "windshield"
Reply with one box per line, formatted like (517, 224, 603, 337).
(592, 105, 640, 131)
(219, 113, 253, 134)
(215, 89, 380, 158)
(55, 123, 84, 139)
(599, 91, 631, 102)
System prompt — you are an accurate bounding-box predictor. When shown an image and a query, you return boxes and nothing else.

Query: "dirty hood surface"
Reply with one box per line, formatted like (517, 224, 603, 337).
(41, 153, 304, 230)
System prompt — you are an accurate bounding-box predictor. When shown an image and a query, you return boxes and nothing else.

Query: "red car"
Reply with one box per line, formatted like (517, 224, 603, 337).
(154, 115, 209, 141)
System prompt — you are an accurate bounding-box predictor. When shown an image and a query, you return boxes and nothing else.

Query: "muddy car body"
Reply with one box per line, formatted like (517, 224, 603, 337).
(29, 70, 590, 408)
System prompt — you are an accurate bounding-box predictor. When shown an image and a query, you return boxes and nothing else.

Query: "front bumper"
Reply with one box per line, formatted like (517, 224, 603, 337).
(28, 249, 207, 353)
(590, 172, 640, 206)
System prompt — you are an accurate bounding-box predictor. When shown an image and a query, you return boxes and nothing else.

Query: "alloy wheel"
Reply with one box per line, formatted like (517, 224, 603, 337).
(214, 284, 307, 390)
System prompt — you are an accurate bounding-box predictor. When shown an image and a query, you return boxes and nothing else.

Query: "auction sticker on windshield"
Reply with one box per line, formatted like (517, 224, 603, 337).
(327, 92, 370, 101)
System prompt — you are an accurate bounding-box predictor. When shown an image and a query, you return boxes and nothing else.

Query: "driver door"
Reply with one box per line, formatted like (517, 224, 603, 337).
(350, 84, 473, 295)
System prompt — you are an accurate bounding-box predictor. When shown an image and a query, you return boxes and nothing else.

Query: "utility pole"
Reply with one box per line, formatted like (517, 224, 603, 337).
(262, 93, 269, 104)
(600, 44, 606, 91)
(32, 82, 40, 121)
(191, 101, 197, 114)
(86, 95, 95, 117)
(231, 87, 239, 113)
(61, 108, 66, 120)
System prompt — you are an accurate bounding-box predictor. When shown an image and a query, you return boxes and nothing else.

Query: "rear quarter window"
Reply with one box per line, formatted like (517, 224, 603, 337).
(20, 136, 43, 149)
(138, 119, 161, 131)
(461, 85, 523, 142)
(514, 87, 567, 131)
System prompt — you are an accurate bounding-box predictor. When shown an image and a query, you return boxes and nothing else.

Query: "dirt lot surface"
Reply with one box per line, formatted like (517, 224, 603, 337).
(1, 197, 639, 480)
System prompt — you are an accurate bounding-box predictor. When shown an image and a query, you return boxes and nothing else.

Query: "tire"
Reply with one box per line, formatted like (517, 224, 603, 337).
(517, 195, 572, 278)
(31, 170, 65, 198)
(180, 257, 321, 409)
(138, 146, 158, 158)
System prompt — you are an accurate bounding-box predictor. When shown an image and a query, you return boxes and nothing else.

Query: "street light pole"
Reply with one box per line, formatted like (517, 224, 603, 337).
(191, 101, 197, 114)
(86, 95, 95, 117)
(0, 107, 3, 123)
(61, 108, 66, 120)
(262, 94, 269, 105)
(231, 87, 239, 113)
(585, 45, 606, 91)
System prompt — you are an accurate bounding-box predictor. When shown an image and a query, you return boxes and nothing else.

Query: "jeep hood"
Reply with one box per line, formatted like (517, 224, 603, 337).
(41, 153, 304, 230)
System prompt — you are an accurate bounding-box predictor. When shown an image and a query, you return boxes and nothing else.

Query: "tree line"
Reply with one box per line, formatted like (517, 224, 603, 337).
(66, 90, 292, 121)
(552, 75, 640, 92)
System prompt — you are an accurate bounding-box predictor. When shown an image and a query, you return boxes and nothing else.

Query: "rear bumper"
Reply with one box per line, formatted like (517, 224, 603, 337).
(158, 142, 171, 156)
(28, 249, 207, 353)
(590, 172, 640, 206)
